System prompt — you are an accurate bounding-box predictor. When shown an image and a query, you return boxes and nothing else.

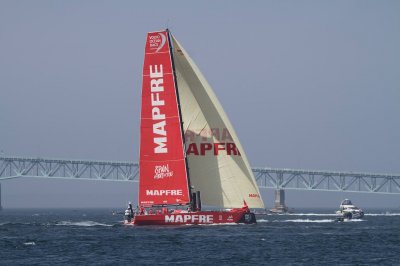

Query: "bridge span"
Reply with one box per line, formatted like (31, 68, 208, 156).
(1, 156, 399, 210)
(1, 156, 400, 194)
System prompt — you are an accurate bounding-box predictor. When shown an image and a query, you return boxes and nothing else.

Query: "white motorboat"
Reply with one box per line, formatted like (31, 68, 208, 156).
(336, 199, 364, 221)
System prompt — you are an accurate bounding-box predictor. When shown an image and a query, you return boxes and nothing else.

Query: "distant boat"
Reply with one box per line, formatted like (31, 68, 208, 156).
(125, 29, 264, 225)
(335, 199, 364, 221)
(269, 189, 292, 214)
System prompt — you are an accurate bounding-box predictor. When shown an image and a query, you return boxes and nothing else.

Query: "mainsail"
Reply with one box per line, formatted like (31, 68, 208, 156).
(139, 30, 190, 206)
(171, 35, 265, 209)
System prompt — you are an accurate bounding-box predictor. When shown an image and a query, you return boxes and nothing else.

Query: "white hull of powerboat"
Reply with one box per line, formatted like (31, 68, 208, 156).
(335, 199, 364, 221)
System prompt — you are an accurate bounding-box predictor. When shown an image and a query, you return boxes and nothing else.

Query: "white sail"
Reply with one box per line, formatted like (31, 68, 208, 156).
(171, 36, 264, 209)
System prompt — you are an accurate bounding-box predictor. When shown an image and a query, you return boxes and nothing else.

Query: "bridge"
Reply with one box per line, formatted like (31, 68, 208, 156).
(1, 156, 400, 209)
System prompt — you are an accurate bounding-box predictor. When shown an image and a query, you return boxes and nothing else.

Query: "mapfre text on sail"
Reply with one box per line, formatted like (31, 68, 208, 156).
(150, 64, 168, 154)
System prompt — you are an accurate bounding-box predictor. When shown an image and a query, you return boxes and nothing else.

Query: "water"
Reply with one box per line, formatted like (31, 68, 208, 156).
(1, 209, 399, 265)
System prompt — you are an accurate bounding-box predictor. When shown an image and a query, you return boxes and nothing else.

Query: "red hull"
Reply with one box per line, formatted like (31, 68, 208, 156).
(128, 209, 256, 225)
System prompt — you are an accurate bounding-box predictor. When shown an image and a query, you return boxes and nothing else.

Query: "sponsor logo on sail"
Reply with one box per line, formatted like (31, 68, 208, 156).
(165, 214, 213, 223)
(185, 128, 241, 156)
(149, 64, 168, 154)
(186, 142, 241, 156)
(148, 33, 167, 53)
(146, 190, 182, 196)
(154, 164, 174, 179)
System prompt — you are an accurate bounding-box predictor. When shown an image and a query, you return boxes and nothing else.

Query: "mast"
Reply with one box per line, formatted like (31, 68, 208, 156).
(166, 29, 193, 205)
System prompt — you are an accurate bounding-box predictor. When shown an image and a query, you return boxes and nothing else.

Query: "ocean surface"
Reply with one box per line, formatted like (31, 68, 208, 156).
(1, 208, 399, 265)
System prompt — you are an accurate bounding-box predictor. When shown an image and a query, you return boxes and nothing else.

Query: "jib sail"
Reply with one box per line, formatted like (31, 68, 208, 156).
(171, 35, 265, 209)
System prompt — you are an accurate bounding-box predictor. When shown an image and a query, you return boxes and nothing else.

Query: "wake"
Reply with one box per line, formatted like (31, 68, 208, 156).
(286, 213, 400, 217)
(279, 219, 334, 223)
(258, 218, 366, 223)
(55, 221, 112, 227)
(365, 213, 400, 216)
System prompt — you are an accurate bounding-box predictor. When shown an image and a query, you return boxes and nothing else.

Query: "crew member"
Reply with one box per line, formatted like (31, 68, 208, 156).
(124, 208, 132, 223)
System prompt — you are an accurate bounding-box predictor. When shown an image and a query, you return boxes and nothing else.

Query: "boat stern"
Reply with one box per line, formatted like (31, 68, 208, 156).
(237, 212, 257, 224)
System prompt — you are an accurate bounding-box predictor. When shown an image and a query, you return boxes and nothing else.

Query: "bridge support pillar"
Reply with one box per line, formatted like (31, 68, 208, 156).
(0, 182, 2, 211)
(270, 189, 288, 213)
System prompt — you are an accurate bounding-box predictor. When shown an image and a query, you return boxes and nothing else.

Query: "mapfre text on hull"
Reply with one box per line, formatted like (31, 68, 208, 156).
(127, 209, 256, 226)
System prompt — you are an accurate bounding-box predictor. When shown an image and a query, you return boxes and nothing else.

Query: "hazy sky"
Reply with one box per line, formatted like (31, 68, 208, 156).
(1, 1, 399, 209)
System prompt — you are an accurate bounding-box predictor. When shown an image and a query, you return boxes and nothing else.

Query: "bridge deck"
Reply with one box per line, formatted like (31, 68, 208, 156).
(1, 156, 400, 194)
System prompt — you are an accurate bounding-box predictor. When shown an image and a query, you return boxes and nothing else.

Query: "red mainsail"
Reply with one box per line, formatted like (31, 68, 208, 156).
(139, 30, 190, 206)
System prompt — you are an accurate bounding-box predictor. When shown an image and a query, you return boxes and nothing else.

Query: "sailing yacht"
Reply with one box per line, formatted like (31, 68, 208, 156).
(127, 29, 264, 225)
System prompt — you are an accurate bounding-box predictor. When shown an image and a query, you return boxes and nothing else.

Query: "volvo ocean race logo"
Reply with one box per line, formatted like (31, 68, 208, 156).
(154, 164, 174, 179)
(149, 33, 167, 53)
